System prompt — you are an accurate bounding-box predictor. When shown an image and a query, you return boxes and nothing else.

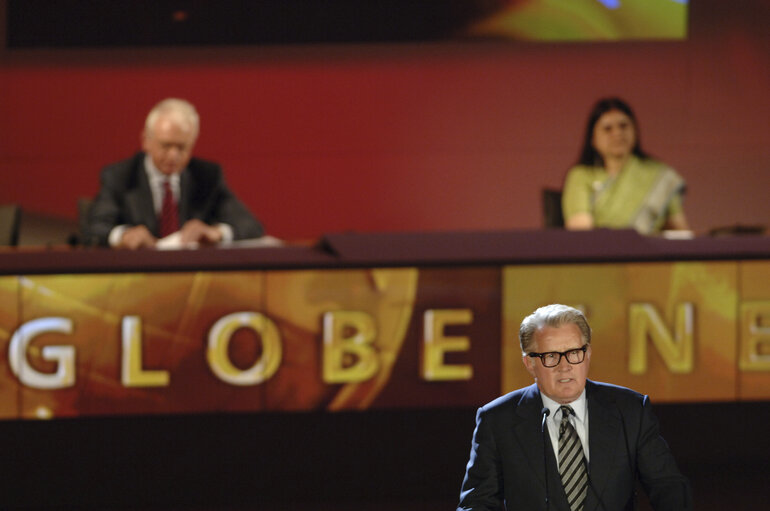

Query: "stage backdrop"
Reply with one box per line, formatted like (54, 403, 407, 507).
(1, 259, 768, 420)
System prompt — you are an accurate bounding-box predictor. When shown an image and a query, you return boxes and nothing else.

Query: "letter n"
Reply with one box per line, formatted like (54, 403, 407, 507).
(628, 303, 694, 374)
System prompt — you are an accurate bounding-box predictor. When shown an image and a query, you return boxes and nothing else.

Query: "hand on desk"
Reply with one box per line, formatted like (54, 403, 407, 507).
(179, 219, 223, 245)
(118, 220, 223, 250)
(119, 225, 157, 250)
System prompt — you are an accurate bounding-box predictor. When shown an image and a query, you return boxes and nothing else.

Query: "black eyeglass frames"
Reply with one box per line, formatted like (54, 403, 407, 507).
(527, 345, 588, 368)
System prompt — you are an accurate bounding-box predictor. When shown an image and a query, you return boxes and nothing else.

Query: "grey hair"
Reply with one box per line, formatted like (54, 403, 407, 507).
(144, 98, 199, 139)
(519, 304, 591, 354)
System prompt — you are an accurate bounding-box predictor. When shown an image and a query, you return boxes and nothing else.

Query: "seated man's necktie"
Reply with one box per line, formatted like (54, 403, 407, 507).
(159, 179, 179, 237)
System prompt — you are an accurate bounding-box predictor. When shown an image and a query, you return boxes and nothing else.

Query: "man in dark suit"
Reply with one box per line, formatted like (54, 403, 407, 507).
(457, 304, 691, 510)
(85, 98, 263, 249)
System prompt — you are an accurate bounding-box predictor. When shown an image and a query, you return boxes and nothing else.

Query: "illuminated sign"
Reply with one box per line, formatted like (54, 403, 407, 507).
(0, 260, 768, 420)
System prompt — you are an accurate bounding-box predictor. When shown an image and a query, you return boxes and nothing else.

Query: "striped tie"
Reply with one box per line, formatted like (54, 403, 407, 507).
(558, 405, 587, 511)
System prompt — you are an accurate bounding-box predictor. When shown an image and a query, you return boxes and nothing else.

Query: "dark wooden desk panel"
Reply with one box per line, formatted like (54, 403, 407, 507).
(2, 229, 769, 275)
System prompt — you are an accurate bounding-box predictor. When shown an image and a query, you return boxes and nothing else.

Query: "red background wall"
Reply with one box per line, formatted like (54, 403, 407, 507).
(0, 0, 768, 241)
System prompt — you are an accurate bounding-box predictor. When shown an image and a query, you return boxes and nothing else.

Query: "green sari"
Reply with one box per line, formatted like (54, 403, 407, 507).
(562, 156, 685, 234)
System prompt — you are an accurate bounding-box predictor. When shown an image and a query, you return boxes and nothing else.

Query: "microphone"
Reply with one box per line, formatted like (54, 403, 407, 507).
(541, 407, 550, 510)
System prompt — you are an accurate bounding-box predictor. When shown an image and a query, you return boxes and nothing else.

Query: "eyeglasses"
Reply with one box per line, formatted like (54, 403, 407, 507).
(527, 345, 588, 368)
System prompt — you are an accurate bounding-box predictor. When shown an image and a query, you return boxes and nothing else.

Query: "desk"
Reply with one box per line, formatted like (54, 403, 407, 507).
(1, 229, 769, 420)
(3, 228, 770, 274)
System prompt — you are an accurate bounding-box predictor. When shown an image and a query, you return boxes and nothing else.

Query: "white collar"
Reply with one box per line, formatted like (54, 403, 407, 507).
(540, 388, 587, 423)
(144, 154, 181, 186)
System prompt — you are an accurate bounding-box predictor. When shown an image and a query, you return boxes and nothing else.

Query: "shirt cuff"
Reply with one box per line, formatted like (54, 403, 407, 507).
(108, 225, 128, 247)
(217, 224, 234, 243)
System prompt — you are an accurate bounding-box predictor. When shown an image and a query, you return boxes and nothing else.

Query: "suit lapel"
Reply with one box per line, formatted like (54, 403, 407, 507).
(512, 384, 548, 486)
(126, 161, 158, 235)
(586, 381, 623, 511)
(511, 384, 571, 509)
(179, 168, 191, 223)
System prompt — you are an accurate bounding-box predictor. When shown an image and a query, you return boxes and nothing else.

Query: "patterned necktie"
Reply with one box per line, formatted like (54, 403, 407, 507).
(158, 179, 179, 237)
(558, 405, 587, 511)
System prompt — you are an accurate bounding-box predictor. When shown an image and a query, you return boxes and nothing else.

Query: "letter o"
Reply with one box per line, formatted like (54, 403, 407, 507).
(206, 312, 282, 386)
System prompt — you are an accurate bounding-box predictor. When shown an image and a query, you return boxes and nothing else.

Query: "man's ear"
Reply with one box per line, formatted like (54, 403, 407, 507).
(522, 355, 536, 378)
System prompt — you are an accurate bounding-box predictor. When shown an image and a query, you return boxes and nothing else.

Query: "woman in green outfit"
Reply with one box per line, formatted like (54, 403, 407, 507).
(562, 97, 689, 234)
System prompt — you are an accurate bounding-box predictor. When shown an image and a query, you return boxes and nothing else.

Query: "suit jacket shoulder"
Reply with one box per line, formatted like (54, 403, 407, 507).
(186, 156, 223, 178)
(585, 380, 692, 511)
(180, 156, 263, 239)
(481, 383, 540, 410)
(477, 383, 542, 424)
(586, 380, 644, 405)
(100, 152, 145, 183)
(85, 153, 154, 245)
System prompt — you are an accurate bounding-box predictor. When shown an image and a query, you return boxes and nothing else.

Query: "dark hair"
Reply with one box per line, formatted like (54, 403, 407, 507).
(576, 97, 649, 167)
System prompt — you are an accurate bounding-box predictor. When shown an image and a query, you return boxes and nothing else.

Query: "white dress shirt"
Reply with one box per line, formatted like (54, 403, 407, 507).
(144, 155, 181, 214)
(541, 390, 590, 470)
